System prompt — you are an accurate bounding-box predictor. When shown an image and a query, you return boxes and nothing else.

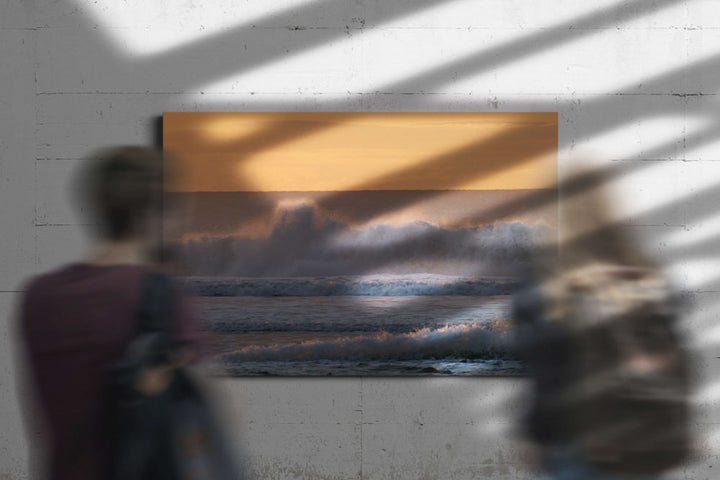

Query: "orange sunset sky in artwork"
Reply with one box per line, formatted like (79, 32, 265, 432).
(163, 112, 557, 193)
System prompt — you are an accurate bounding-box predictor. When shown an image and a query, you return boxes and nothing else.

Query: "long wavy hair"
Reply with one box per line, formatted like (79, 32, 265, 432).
(541, 160, 663, 323)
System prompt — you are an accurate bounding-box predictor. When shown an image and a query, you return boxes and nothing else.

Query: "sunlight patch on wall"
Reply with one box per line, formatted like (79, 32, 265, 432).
(695, 323, 720, 348)
(408, 0, 626, 29)
(72, 0, 316, 56)
(357, 0, 689, 96)
(694, 381, 720, 405)
(586, 128, 714, 212)
(667, 259, 720, 292)
(571, 115, 707, 161)
(450, 27, 687, 95)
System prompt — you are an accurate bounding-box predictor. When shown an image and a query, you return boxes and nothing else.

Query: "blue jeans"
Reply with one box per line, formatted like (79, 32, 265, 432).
(543, 447, 666, 480)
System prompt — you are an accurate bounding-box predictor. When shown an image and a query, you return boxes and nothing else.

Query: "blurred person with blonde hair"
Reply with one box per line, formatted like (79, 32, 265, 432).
(512, 161, 692, 479)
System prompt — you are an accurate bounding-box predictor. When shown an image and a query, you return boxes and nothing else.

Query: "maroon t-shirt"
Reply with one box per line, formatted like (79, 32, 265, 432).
(18, 263, 201, 480)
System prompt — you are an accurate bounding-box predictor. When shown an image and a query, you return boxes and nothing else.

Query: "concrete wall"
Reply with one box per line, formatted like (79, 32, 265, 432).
(2, 0, 719, 478)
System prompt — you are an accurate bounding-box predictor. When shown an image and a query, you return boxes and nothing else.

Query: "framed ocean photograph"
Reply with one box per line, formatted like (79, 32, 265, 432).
(162, 112, 557, 376)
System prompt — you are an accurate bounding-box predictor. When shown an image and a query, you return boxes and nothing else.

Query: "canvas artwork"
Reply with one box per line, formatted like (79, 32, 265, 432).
(163, 112, 557, 376)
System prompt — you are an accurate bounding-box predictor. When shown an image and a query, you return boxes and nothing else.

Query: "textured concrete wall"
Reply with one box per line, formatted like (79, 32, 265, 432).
(2, 0, 719, 478)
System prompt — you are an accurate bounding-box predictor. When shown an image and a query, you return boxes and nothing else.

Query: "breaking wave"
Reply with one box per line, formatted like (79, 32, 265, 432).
(175, 201, 547, 277)
(220, 319, 514, 362)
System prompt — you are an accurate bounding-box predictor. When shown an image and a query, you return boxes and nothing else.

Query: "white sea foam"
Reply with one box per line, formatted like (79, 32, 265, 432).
(176, 202, 547, 277)
(220, 319, 514, 363)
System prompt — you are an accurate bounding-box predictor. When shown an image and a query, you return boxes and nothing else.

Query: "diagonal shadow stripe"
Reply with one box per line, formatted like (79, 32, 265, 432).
(665, 233, 720, 264)
(136, 0, 683, 92)
(531, 179, 720, 269)
(450, 119, 720, 230)
(321, 119, 556, 221)
(163, 32, 715, 201)
(137, 0, 454, 91)
(48, 0, 686, 98)
(190, 47, 718, 165)
(46, 0, 456, 92)
(49, 0, 700, 186)
(369, 0, 687, 94)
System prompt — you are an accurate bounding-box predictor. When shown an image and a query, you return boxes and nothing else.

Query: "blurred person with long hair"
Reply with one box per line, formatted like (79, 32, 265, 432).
(513, 161, 692, 479)
(16, 147, 201, 480)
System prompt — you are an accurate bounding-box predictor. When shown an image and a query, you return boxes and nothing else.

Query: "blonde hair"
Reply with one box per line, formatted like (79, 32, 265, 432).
(544, 263, 669, 325)
(542, 160, 661, 323)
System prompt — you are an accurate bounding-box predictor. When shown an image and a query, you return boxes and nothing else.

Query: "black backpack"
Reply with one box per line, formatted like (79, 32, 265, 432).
(105, 273, 243, 480)
(551, 263, 693, 476)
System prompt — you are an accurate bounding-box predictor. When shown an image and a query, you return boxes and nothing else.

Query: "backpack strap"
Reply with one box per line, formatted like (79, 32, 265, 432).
(137, 273, 174, 334)
(134, 272, 175, 366)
